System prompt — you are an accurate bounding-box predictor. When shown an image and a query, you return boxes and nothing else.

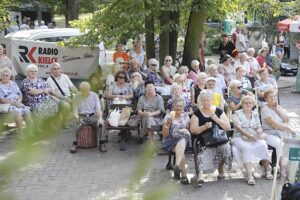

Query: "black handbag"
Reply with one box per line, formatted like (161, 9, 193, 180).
(281, 183, 300, 200)
(200, 123, 228, 147)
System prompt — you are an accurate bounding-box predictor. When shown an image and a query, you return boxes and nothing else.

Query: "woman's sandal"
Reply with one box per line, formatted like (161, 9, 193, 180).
(247, 176, 255, 185)
(173, 166, 181, 180)
(180, 176, 189, 185)
(217, 174, 225, 180)
(197, 179, 204, 187)
(99, 144, 107, 153)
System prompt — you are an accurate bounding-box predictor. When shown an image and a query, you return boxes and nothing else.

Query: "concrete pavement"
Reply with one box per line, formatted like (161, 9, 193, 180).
(0, 76, 299, 200)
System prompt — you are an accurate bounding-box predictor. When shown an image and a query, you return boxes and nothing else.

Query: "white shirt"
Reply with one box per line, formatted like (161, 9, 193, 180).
(46, 73, 74, 97)
(236, 33, 247, 52)
(248, 57, 260, 72)
(215, 74, 227, 95)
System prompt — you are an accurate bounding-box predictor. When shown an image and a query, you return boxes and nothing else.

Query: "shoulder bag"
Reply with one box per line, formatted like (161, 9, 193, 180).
(200, 123, 228, 147)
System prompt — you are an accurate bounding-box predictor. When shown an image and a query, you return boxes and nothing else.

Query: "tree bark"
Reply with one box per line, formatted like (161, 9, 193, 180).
(65, 0, 80, 27)
(182, 0, 205, 69)
(144, 1, 155, 59)
(169, 8, 179, 63)
(159, 4, 170, 67)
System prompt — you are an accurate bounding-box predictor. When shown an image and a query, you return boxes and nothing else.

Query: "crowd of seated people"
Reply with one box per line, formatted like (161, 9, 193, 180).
(1, 36, 297, 188)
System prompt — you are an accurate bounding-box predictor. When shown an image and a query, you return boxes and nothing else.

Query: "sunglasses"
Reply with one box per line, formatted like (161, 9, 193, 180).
(118, 76, 126, 79)
(151, 64, 157, 66)
(119, 62, 125, 64)
(237, 86, 243, 89)
(165, 60, 171, 62)
(53, 68, 61, 70)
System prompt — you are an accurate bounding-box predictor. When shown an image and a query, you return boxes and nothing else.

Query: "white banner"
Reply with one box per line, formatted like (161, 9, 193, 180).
(3, 38, 99, 79)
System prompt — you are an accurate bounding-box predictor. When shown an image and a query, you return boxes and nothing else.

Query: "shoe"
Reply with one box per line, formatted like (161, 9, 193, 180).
(247, 176, 255, 185)
(70, 142, 78, 153)
(120, 140, 126, 151)
(99, 143, 107, 152)
(265, 170, 273, 180)
(197, 179, 204, 187)
(173, 165, 181, 180)
(217, 174, 225, 180)
(180, 176, 189, 185)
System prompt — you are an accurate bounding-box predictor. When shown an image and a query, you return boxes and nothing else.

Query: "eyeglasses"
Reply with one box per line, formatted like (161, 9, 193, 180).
(165, 60, 171, 62)
(1, 74, 10, 77)
(119, 62, 125, 65)
(118, 76, 126, 79)
(29, 71, 37, 73)
(243, 102, 253, 105)
(174, 105, 184, 108)
(237, 86, 243, 89)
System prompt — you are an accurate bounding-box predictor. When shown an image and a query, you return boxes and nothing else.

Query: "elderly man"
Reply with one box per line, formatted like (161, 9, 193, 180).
(137, 80, 165, 139)
(70, 82, 106, 153)
(46, 62, 77, 108)
(205, 77, 225, 110)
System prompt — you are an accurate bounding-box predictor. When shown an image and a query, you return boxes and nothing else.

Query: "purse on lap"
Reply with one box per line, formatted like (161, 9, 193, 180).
(199, 123, 228, 147)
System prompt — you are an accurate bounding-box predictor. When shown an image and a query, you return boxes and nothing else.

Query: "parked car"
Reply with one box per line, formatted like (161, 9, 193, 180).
(5, 28, 108, 66)
(280, 63, 298, 76)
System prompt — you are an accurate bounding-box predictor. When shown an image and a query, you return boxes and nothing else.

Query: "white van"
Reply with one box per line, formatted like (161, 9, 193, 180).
(5, 28, 107, 66)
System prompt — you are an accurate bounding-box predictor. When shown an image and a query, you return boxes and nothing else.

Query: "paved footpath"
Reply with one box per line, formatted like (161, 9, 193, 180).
(0, 76, 299, 200)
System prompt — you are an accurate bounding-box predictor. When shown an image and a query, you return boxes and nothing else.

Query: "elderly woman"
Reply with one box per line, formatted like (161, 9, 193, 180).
(228, 80, 254, 113)
(137, 80, 165, 139)
(190, 90, 231, 187)
(0, 44, 17, 76)
(0, 68, 31, 137)
(147, 58, 170, 95)
(232, 96, 273, 185)
(107, 71, 133, 105)
(129, 40, 146, 71)
(177, 66, 193, 100)
(208, 64, 226, 96)
(128, 58, 147, 80)
(256, 48, 268, 68)
(261, 89, 295, 175)
(254, 68, 278, 105)
(191, 72, 207, 109)
(130, 72, 144, 101)
(161, 55, 177, 85)
(235, 66, 252, 91)
(239, 53, 250, 76)
(166, 84, 193, 115)
(218, 54, 235, 86)
(187, 60, 200, 82)
(21, 64, 58, 118)
(205, 77, 224, 110)
(163, 97, 191, 184)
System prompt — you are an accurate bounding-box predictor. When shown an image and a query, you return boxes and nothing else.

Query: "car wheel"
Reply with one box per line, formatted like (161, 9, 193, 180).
(293, 73, 297, 76)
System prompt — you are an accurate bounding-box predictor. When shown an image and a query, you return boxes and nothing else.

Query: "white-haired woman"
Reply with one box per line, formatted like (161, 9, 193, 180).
(166, 83, 193, 115)
(232, 95, 273, 185)
(228, 80, 254, 113)
(162, 97, 191, 184)
(235, 66, 252, 91)
(0, 68, 31, 137)
(190, 90, 232, 187)
(21, 64, 58, 118)
(129, 41, 146, 71)
(161, 55, 176, 85)
(191, 72, 207, 109)
(0, 44, 17, 76)
(177, 66, 193, 100)
(130, 72, 144, 101)
(187, 60, 200, 82)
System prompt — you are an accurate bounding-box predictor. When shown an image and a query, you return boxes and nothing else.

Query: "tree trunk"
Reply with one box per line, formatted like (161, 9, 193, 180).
(159, 5, 169, 67)
(169, 9, 179, 63)
(31, 0, 42, 25)
(182, 0, 205, 69)
(66, 0, 80, 27)
(144, 1, 155, 59)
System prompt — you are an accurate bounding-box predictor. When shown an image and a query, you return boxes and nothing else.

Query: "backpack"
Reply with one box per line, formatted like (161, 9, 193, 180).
(281, 183, 300, 200)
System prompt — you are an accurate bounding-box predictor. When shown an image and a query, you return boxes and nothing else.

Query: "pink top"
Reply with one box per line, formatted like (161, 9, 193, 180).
(256, 55, 265, 68)
(187, 70, 198, 82)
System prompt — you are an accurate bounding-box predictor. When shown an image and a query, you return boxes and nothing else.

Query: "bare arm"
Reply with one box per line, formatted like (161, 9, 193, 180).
(161, 66, 173, 84)
(211, 112, 231, 131)
(264, 116, 294, 134)
(190, 114, 211, 135)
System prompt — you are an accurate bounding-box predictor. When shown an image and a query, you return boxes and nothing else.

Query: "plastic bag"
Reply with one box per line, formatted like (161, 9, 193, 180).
(107, 108, 121, 127)
(119, 106, 132, 126)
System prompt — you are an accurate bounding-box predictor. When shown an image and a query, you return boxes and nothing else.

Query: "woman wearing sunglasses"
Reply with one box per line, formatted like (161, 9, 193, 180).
(228, 80, 254, 113)
(107, 71, 133, 106)
(161, 55, 176, 85)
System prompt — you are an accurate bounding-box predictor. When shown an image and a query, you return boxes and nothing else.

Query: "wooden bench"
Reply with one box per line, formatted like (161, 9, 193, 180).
(105, 103, 142, 143)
